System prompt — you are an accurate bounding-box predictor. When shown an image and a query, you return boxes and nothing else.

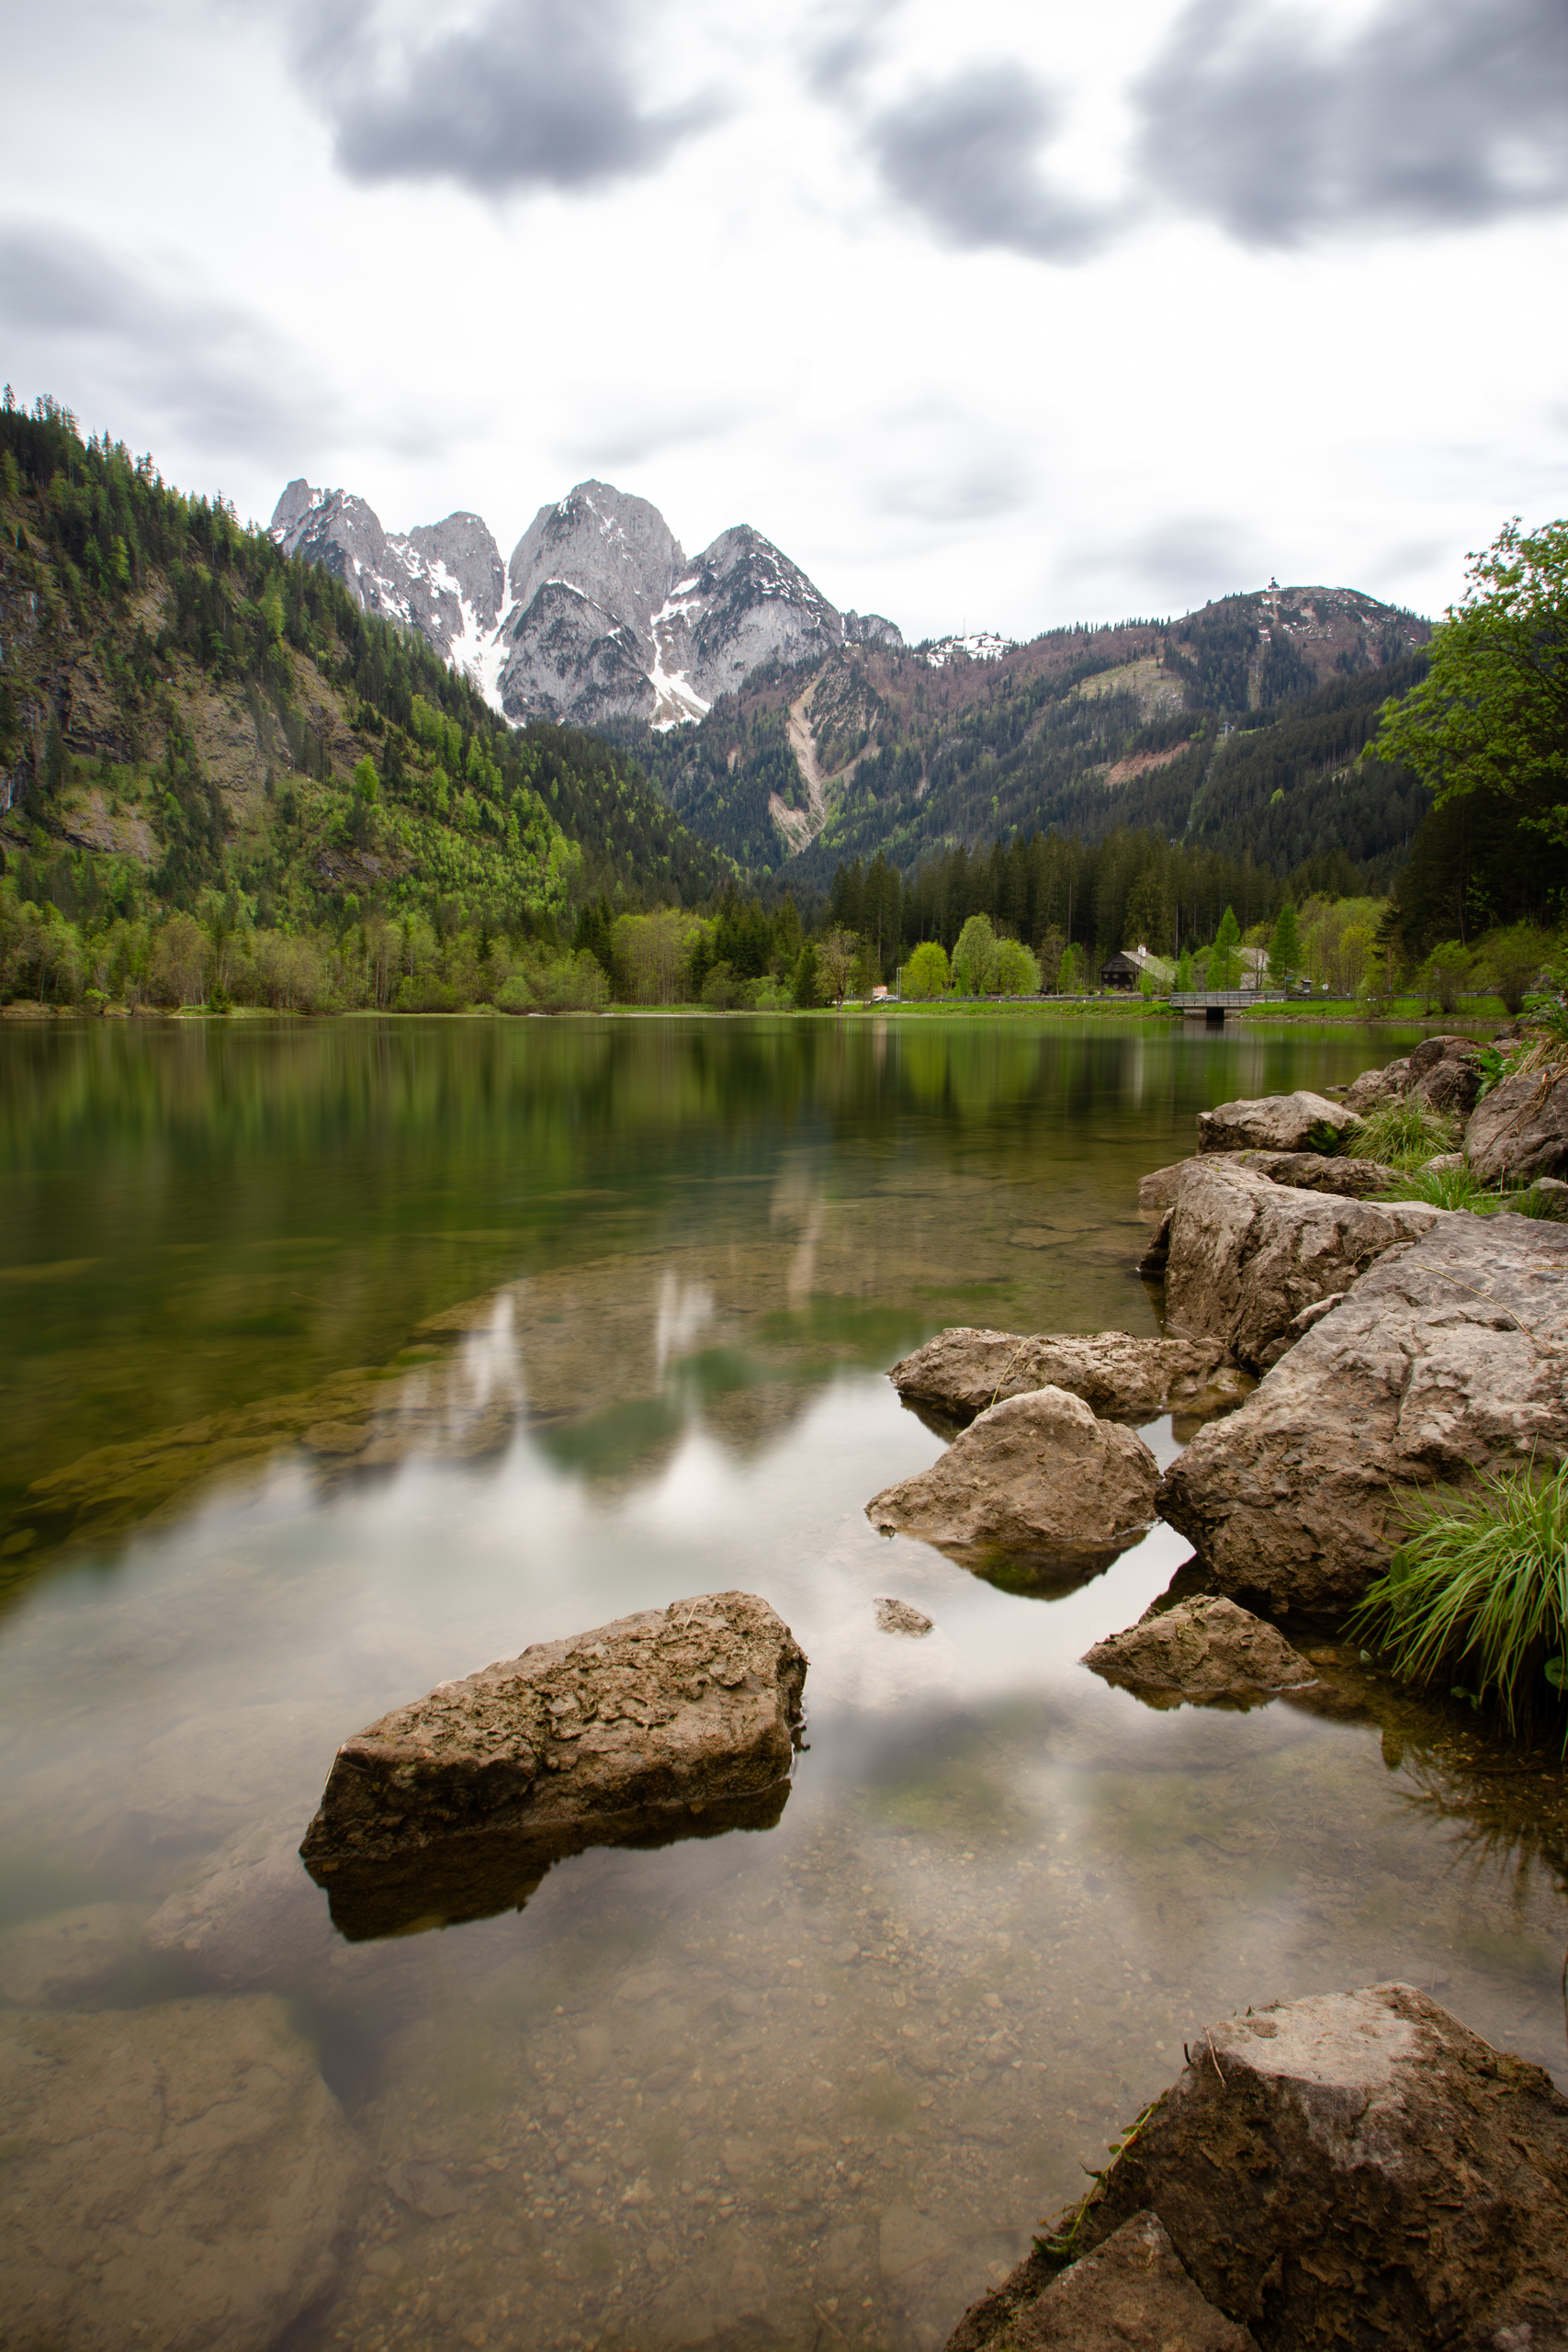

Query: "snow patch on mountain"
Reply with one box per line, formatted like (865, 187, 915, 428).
(268, 476, 905, 733)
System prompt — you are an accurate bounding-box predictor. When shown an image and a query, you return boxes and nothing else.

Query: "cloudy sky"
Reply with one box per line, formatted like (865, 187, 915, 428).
(4, 0, 1566, 639)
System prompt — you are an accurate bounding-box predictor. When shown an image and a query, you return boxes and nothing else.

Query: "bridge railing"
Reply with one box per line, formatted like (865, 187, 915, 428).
(1168, 989, 1289, 1008)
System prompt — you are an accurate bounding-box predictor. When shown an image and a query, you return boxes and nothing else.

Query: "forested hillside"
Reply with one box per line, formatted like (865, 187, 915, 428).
(0, 396, 732, 1006)
(616, 584, 1433, 888)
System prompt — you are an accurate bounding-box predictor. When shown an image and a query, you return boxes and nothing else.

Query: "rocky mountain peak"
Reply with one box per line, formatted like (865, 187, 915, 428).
(268, 470, 903, 732)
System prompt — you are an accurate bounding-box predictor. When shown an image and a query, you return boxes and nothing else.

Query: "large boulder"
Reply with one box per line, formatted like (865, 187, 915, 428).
(986, 2211, 1255, 2349)
(1406, 1035, 1484, 1122)
(301, 1592, 806, 1883)
(1196, 1091, 1358, 1154)
(1138, 1154, 1394, 1216)
(1467, 1063, 1568, 1183)
(887, 1327, 1235, 1424)
(1159, 1210, 1568, 1611)
(0, 1995, 366, 2352)
(1081, 1595, 1317, 1703)
(951, 1985, 1568, 2352)
(1065, 1984, 1568, 2349)
(1342, 1057, 1410, 1114)
(1157, 1159, 1441, 1372)
(865, 1386, 1158, 1568)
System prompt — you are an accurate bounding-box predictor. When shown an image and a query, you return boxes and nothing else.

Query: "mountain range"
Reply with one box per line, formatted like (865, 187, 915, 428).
(271, 471, 1433, 883)
(268, 478, 901, 736)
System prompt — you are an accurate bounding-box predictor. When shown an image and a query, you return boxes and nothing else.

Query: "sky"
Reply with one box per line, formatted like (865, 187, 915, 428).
(3, 0, 1566, 641)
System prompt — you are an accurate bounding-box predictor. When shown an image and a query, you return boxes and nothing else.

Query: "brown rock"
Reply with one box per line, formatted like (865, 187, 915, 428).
(1081, 1596, 1317, 1702)
(0, 1996, 366, 2352)
(874, 1597, 933, 1636)
(1161, 1159, 1441, 1372)
(987, 2211, 1256, 2350)
(1466, 1063, 1568, 1184)
(866, 1386, 1158, 1567)
(1196, 1091, 1358, 1153)
(1342, 1057, 1410, 1114)
(300, 1592, 806, 1877)
(1159, 1210, 1568, 1611)
(1408, 1046, 1483, 1121)
(1073, 1984, 1568, 2351)
(887, 1327, 1235, 1423)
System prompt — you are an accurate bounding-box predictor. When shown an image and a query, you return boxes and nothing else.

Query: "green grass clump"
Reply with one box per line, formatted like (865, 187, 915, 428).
(1389, 1162, 1503, 1212)
(1350, 1099, 1461, 1169)
(1350, 1464, 1568, 1744)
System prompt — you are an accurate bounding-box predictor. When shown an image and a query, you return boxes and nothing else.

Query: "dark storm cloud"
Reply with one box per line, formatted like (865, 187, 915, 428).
(865, 67, 1117, 262)
(0, 220, 333, 464)
(1135, 0, 1568, 245)
(301, 0, 721, 197)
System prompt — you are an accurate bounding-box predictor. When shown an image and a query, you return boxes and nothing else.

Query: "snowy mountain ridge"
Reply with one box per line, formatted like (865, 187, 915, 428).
(269, 476, 904, 734)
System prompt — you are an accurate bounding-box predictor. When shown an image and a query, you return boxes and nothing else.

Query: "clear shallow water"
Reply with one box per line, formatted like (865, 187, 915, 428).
(1, 1015, 1565, 2352)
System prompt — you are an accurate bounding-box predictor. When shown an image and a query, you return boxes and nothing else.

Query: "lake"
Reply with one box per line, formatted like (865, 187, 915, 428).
(2, 1013, 1564, 2352)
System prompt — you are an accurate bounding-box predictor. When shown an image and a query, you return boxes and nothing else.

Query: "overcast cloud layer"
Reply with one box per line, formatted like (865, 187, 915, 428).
(2, 0, 1564, 638)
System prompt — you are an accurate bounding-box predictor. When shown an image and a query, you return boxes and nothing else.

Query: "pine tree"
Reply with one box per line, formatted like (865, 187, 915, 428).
(1268, 900, 1300, 987)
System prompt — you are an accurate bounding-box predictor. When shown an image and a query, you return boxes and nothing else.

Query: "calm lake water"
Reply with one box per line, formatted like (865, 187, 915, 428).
(2, 1013, 1565, 2352)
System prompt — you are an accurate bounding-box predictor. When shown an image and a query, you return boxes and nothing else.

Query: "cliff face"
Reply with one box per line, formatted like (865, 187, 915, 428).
(269, 476, 900, 732)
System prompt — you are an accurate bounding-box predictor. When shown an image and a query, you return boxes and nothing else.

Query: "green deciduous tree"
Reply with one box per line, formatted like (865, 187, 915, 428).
(902, 939, 950, 999)
(992, 935, 1041, 996)
(1375, 517, 1568, 843)
(951, 912, 998, 996)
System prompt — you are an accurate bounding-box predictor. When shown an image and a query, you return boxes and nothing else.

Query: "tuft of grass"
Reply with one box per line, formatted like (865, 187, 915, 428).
(1350, 1464, 1568, 1745)
(1387, 1163, 1505, 1213)
(1350, 1099, 1461, 1169)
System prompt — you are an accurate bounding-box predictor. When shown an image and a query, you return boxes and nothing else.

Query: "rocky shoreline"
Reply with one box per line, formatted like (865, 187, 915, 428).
(894, 1024, 1568, 2348)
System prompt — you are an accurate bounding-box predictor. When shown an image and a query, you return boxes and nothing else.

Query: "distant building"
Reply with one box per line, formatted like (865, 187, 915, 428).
(1099, 945, 1176, 992)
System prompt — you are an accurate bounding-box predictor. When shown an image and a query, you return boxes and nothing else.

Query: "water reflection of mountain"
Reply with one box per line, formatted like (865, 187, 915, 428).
(1, 1016, 1395, 1599)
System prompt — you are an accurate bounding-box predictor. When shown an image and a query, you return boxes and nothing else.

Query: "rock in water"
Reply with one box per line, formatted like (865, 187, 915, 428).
(1156, 1158, 1441, 1370)
(1196, 1090, 1358, 1153)
(865, 1387, 1158, 1570)
(1140, 1155, 1394, 1214)
(1067, 1984, 1568, 2349)
(1082, 1596, 1317, 1702)
(985, 2211, 1256, 2350)
(0, 1995, 365, 2352)
(300, 1594, 807, 1929)
(1159, 1211, 1568, 1611)
(887, 1328, 1235, 1424)
(874, 1597, 933, 1636)
(1466, 1064, 1568, 1184)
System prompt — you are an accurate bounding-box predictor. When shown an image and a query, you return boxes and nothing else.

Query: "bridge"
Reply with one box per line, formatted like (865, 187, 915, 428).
(1169, 989, 1287, 1025)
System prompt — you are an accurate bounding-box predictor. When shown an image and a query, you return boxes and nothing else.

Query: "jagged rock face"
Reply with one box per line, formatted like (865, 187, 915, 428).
(271, 471, 878, 732)
(268, 482, 505, 679)
(1158, 1210, 1568, 1611)
(495, 485, 848, 729)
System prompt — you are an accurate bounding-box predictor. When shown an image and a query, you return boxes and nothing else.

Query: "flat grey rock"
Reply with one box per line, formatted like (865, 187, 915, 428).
(888, 1326, 1235, 1423)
